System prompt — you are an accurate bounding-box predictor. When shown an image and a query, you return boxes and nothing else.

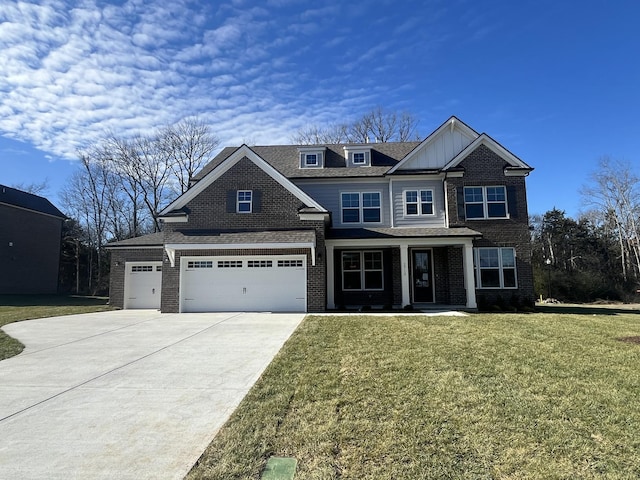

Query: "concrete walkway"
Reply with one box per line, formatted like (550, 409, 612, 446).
(0, 310, 304, 480)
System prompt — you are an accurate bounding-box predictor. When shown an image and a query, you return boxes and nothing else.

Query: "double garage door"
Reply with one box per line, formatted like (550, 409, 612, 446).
(180, 255, 307, 312)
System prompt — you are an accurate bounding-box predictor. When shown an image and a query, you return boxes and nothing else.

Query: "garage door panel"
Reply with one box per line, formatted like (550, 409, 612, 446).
(181, 256, 306, 312)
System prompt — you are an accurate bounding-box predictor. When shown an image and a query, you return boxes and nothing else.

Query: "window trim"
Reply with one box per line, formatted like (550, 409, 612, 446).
(341, 250, 384, 291)
(237, 190, 252, 213)
(352, 152, 366, 164)
(340, 191, 382, 225)
(404, 189, 435, 217)
(464, 185, 509, 220)
(304, 153, 318, 166)
(474, 247, 518, 289)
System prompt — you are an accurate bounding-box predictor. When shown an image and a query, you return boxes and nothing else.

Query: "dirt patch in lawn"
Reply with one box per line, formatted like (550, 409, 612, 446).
(617, 336, 640, 344)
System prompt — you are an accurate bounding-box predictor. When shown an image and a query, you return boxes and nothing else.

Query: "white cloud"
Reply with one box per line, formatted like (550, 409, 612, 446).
(0, 0, 433, 163)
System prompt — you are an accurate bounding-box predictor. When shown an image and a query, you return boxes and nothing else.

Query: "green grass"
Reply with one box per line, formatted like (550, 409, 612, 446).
(0, 295, 112, 360)
(188, 311, 640, 479)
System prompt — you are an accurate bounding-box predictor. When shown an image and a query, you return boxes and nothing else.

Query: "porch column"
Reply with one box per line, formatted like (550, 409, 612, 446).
(326, 244, 335, 309)
(462, 242, 477, 309)
(400, 244, 411, 307)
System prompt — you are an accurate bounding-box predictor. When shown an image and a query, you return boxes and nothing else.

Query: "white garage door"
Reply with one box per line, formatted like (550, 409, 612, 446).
(125, 262, 162, 309)
(180, 256, 306, 312)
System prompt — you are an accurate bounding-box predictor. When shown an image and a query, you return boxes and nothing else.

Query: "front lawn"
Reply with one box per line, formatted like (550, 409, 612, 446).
(188, 310, 640, 479)
(0, 295, 111, 360)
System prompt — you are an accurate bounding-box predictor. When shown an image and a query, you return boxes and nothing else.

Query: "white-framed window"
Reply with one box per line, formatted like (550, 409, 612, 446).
(341, 192, 381, 224)
(464, 186, 508, 219)
(474, 247, 517, 289)
(342, 251, 383, 290)
(353, 152, 366, 164)
(304, 153, 318, 166)
(405, 190, 434, 216)
(237, 190, 252, 213)
(298, 149, 325, 168)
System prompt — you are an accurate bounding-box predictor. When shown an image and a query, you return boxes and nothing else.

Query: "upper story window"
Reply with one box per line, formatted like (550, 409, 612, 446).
(341, 192, 381, 224)
(353, 152, 366, 164)
(474, 247, 517, 289)
(237, 190, 252, 213)
(464, 186, 507, 219)
(304, 153, 318, 166)
(298, 148, 325, 168)
(344, 146, 371, 167)
(405, 190, 434, 216)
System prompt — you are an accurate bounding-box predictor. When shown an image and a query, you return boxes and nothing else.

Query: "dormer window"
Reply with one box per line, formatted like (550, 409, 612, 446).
(305, 153, 318, 166)
(344, 146, 371, 167)
(298, 147, 325, 169)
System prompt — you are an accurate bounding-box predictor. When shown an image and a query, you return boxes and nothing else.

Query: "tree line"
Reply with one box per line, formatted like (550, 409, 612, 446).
(531, 157, 640, 302)
(59, 117, 220, 294)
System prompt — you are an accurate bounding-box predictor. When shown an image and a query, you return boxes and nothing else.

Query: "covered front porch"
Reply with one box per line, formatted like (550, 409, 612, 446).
(325, 228, 481, 310)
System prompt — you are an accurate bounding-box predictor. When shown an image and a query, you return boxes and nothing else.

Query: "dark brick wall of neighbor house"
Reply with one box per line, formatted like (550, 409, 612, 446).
(0, 204, 63, 294)
(108, 248, 164, 309)
(160, 157, 327, 313)
(446, 144, 535, 305)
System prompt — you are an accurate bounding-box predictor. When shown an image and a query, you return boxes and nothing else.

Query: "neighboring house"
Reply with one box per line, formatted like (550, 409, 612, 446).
(107, 116, 534, 312)
(0, 184, 66, 294)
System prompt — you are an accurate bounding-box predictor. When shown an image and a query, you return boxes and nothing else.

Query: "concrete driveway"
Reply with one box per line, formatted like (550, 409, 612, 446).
(0, 310, 304, 480)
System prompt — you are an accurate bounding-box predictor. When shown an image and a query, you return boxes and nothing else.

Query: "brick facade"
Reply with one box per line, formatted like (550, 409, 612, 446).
(0, 204, 63, 294)
(108, 248, 164, 309)
(446, 144, 535, 305)
(160, 157, 326, 313)
(108, 120, 534, 313)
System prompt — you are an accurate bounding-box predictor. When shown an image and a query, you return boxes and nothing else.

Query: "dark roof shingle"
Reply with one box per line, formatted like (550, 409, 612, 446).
(0, 184, 65, 218)
(193, 142, 421, 181)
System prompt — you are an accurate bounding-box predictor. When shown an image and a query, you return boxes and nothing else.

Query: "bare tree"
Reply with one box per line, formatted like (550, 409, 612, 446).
(60, 151, 118, 293)
(11, 179, 49, 195)
(292, 107, 420, 144)
(102, 135, 149, 237)
(582, 157, 640, 281)
(159, 117, 220, 194)
(291, 123, 350, 145)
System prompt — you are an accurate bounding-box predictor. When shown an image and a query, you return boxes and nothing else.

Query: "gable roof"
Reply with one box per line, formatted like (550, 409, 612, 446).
(388, 116, 478, 173)
(442, 134, 532, 171)
(0, 184, 65, 218)
(159, 145, 328, 216)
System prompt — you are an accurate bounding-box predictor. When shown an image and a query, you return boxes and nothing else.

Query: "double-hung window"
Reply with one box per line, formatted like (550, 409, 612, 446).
(341, 192, 381, 224)
(474, 247, 517, 288)
(237, 190, 252, 213)
(464, 186, 507, 219)
(342, 251, 383, 290)
(405, 190, 434, 216)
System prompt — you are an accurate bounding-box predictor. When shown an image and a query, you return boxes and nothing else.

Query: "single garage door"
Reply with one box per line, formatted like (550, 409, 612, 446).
(124, 262, 162, 309)
(180, 255, 306, 312)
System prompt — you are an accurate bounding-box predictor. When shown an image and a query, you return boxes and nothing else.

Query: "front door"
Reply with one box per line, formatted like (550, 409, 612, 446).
(412, 250, 434, 303)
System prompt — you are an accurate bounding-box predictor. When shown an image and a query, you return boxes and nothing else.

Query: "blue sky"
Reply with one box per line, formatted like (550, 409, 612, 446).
(1, 0, 638, 217)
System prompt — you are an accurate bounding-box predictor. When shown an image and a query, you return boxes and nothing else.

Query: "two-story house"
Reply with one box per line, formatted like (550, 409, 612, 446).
(107, 116, 534, 312)
(1, 184, 66, 294)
